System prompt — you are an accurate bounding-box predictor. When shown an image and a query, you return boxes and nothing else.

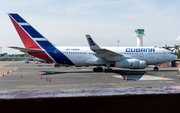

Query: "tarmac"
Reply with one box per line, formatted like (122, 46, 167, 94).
(1, 61, 180, 113)
(0, 61, 180, 91)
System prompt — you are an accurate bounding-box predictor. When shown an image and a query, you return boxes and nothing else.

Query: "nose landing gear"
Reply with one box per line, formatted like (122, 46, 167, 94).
(153, 66, 159, 71)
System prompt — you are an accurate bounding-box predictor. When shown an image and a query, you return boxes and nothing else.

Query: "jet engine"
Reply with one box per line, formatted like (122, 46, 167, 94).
(114, 59, 146, 69)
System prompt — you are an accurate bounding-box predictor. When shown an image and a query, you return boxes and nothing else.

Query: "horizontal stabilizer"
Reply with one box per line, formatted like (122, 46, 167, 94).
(8, 46, 44, 53)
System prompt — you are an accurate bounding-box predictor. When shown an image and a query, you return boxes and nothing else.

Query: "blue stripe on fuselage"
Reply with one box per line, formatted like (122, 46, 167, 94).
(36, 41, 74, 65)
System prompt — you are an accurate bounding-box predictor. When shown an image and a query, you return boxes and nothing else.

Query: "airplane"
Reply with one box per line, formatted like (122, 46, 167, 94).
(8, 13, 177, 72)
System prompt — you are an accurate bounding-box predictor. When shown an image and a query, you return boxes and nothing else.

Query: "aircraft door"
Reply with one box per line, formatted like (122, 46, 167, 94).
(163, 51, 167, 57)
(138, 52, 145, 61)
(162, 50, 169, 61)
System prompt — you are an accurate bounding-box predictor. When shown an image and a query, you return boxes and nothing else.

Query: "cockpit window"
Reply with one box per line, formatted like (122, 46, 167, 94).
(171, 52, 175, 55)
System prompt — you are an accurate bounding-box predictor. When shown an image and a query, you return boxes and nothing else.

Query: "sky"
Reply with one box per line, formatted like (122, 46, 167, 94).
(1, 0, 180, 54)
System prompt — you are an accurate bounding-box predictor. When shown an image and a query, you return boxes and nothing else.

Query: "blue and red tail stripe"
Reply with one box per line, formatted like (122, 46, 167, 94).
(8, 13, 74, 65)
(87, 37, 95, 46)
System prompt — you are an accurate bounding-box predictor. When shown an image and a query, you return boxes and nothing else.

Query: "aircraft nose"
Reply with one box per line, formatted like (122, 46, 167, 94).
(174, 55, 178, 59)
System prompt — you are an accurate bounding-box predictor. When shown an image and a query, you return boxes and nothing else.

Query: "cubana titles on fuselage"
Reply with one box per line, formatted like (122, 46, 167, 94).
(126, 48, 155, 52)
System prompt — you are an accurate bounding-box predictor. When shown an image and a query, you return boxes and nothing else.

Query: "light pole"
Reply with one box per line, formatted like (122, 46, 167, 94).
(117, 40, 120, 47)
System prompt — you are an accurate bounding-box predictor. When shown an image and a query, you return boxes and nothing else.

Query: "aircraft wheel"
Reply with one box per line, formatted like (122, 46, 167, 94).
(108, 68, 113, 72)
(153, 67, 159, 71)
(98, 67, 103, 72)
(93, 68, 98, 72)
(54, 63, 60, 68)
(104, 69, 108, 73)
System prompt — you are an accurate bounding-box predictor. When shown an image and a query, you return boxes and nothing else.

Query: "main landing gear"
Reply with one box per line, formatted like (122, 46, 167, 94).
(54, 63, 60, 67)
(104, 68, 113, 73)
(93, 67, 103, 72)
(93, 67, 113, 72)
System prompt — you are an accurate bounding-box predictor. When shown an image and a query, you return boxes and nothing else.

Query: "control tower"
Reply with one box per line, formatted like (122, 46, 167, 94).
(135, 29, 145, 47)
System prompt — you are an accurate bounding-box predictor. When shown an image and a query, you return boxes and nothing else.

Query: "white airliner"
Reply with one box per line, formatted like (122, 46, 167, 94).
(8, 13, 177, 72)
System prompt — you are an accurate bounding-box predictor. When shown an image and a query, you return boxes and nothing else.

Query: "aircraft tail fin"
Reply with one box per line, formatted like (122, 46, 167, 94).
(8, 13, 55, 62)
(8, 13, 74, 65)
(8, 13, 53, 49)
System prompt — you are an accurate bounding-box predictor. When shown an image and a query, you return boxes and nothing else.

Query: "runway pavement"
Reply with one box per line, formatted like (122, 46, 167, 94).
(1, 61, 180, 113)
(0, 61, 180, 91)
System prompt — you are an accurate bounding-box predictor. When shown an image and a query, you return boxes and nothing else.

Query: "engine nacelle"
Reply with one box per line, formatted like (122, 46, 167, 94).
(138, 60, 146, 69)
(114, 59, 146, 69)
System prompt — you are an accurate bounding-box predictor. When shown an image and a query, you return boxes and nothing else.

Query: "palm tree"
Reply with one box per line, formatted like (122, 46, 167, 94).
(162, 44, 172, 51)
(162, 44, 180, 58)
(172, 44, 180, 54)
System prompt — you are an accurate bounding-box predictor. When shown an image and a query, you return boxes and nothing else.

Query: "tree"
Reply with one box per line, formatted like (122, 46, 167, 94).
(162, 44, 172, 50)
(0, 53, 8, 57)
(8, 53, 30, 57)
(162, 44, 180, 58)
(172, 44, 180, 54)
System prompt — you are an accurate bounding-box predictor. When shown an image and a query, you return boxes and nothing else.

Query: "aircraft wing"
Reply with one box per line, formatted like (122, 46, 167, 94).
(86, 35, 120, 60)
(93, 48, 119, 56)
(8, 46, 44, 53)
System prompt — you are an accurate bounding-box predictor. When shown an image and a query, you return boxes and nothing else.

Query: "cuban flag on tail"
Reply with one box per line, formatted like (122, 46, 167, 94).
(8, 13, 74, 65)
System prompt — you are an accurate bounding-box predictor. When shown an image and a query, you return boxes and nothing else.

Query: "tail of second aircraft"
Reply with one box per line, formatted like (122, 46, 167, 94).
(8, 13, 74, 65)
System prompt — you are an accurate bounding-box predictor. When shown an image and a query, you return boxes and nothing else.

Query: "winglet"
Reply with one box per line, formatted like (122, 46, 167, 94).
(86, 35, 101, 51)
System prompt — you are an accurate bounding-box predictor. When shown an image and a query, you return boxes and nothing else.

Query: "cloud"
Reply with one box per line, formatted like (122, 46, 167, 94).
(176, 36, 180, 41)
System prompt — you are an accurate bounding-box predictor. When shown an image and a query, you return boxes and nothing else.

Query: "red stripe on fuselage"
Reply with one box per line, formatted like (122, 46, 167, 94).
(9, 15, 53, 62)
(28, 52, 53, 62)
